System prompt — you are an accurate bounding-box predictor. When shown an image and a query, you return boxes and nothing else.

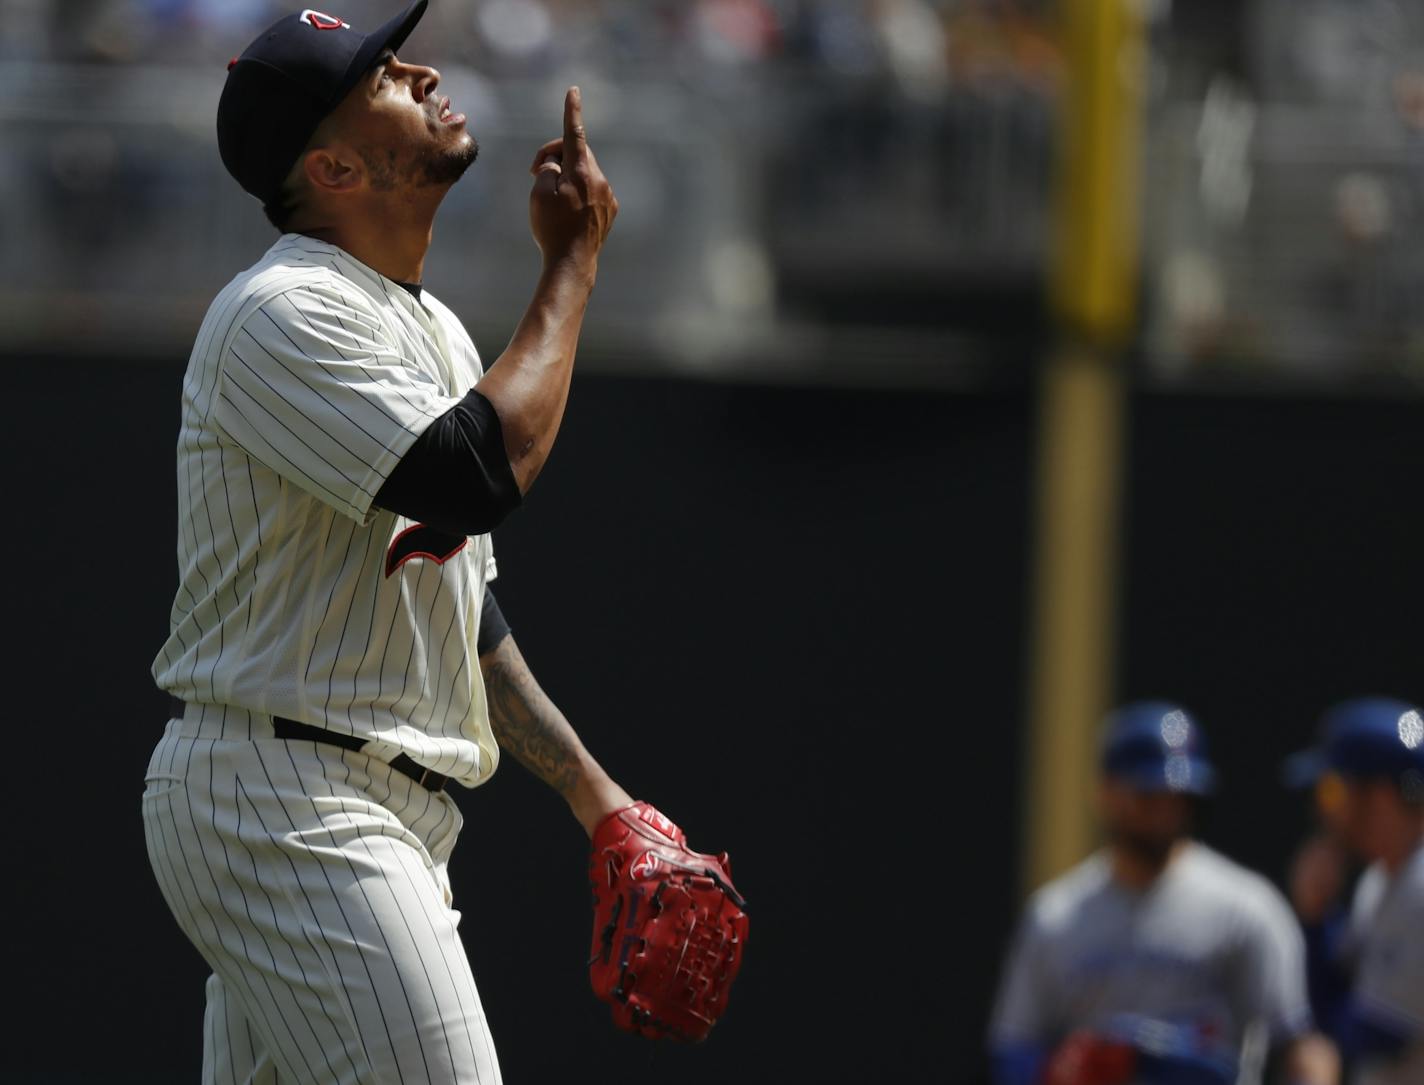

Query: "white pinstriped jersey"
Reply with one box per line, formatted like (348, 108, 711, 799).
(152, 233, 500, 788)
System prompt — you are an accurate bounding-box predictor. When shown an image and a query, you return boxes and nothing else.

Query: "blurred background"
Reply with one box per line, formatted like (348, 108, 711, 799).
(5, 0, 1422, 1081)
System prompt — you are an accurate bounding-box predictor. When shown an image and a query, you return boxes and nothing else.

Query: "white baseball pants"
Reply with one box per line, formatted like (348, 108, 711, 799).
(142, 708, 503, 1085)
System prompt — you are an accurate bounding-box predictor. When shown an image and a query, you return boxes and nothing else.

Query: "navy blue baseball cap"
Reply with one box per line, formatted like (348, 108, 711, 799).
(217, 2, 428, 206)
(1282, 696, 1424, 790)
(1099, 701, 1217, 796)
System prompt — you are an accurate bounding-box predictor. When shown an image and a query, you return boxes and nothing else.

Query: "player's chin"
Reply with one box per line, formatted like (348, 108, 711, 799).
(418, 137, 479, 188)
(431, 122, 477, 159)
(446, 133, 478, 173)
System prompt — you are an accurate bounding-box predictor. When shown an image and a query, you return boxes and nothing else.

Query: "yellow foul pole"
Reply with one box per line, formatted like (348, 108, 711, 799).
(1023, 0, 1146, 893)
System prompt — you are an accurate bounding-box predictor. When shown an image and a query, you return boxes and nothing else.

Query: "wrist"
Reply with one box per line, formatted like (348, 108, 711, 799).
(567, 763, 633, 838)
(541, 248, 598, 285)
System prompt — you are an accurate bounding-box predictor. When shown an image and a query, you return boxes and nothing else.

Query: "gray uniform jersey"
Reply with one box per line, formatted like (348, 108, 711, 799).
(990, 843, 1312, 1076)
(1345, 845, 1424, 1085)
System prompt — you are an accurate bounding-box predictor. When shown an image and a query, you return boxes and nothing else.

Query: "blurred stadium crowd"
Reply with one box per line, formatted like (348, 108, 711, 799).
(7, 2, 1424, 381)
(0, 0, 1059, 86)
(0, 0, 1062, 373)
(1147, 0, 1424, 385)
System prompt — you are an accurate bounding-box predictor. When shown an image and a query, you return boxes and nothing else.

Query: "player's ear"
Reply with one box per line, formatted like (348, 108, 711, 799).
(302, 146, 362, 195)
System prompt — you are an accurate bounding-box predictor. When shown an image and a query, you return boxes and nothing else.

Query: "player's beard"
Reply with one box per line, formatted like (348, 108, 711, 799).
(360, 135, 479, 193)
(1110, 826, 1183, 870)
(416, 135, 479, 187)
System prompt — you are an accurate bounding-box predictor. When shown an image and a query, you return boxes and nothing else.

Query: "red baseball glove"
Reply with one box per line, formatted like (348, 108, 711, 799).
(1041, 1031, 1137, 1085)
(587, 801, 749, 1041)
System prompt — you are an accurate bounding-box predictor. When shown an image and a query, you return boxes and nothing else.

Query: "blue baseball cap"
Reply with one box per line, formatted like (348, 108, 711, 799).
(1099, 701, 1217, 796)
(1282, 696, 1424, 790)
(217, 3, 428, 206)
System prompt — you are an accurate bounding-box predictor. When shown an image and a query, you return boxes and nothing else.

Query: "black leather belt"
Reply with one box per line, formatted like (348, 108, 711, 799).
(168, 696, 448, 792)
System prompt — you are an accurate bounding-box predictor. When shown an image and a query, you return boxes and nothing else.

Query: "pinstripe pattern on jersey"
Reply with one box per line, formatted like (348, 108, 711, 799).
(143, 713, 502, 1084)
(153, 235, 502, 788)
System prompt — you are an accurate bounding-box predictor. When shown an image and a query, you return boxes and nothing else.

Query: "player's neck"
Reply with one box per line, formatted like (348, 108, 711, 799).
(1110, 838, 1189, 891)
(301, 221, 433, 286)
(298, 196, 441, 286)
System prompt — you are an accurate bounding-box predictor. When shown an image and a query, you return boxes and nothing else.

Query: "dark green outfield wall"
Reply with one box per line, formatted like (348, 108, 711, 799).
(6, 358, 1420, 1083)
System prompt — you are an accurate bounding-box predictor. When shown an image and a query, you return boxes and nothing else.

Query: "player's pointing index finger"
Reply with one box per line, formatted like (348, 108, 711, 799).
(563, 86, 586, 166)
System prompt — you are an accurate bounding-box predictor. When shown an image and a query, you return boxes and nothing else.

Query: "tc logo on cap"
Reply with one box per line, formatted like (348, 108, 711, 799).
(300, 9, 350, 30)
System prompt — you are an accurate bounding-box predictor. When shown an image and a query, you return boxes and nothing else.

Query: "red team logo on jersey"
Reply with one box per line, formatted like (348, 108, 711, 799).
(384, 523, 467, 578)
(300, 9, 349, 30)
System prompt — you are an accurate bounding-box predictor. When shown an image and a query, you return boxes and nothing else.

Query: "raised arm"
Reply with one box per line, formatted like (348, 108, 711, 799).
(370, 88, 615, 534)
(476, 86, 618, 494)
(479, 629, 631, 836)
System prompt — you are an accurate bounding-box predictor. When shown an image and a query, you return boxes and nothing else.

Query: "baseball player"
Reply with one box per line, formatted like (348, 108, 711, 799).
(139, 4, 639, 1081)
(1284, 697, 1424, 1085)
(989, 701, 1339, 1085)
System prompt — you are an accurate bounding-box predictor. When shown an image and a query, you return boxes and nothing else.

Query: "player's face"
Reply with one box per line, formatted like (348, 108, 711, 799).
(1098, 778, 1194, 861)
(1335, 777, 1402, 860)
(327, 49, 478, 192)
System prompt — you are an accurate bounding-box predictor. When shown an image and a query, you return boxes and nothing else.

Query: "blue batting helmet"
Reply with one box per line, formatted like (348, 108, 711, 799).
(1099, 701, 1216, 797)
(1283, 696, 1424, 796)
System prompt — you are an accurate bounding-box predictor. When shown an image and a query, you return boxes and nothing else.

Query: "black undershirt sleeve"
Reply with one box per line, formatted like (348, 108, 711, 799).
(374, 388, 521, 536)
(478, 588, 512, 656)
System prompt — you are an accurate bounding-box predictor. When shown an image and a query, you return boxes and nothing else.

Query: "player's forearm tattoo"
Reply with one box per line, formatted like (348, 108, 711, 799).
(481, 635, 583, 797)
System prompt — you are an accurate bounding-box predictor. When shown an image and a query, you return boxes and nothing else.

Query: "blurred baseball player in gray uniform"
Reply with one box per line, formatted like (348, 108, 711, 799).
(990, 702, 1338, 1085)
(141, 4, 638, 1082)
(1285, 697, 1424, 1085)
